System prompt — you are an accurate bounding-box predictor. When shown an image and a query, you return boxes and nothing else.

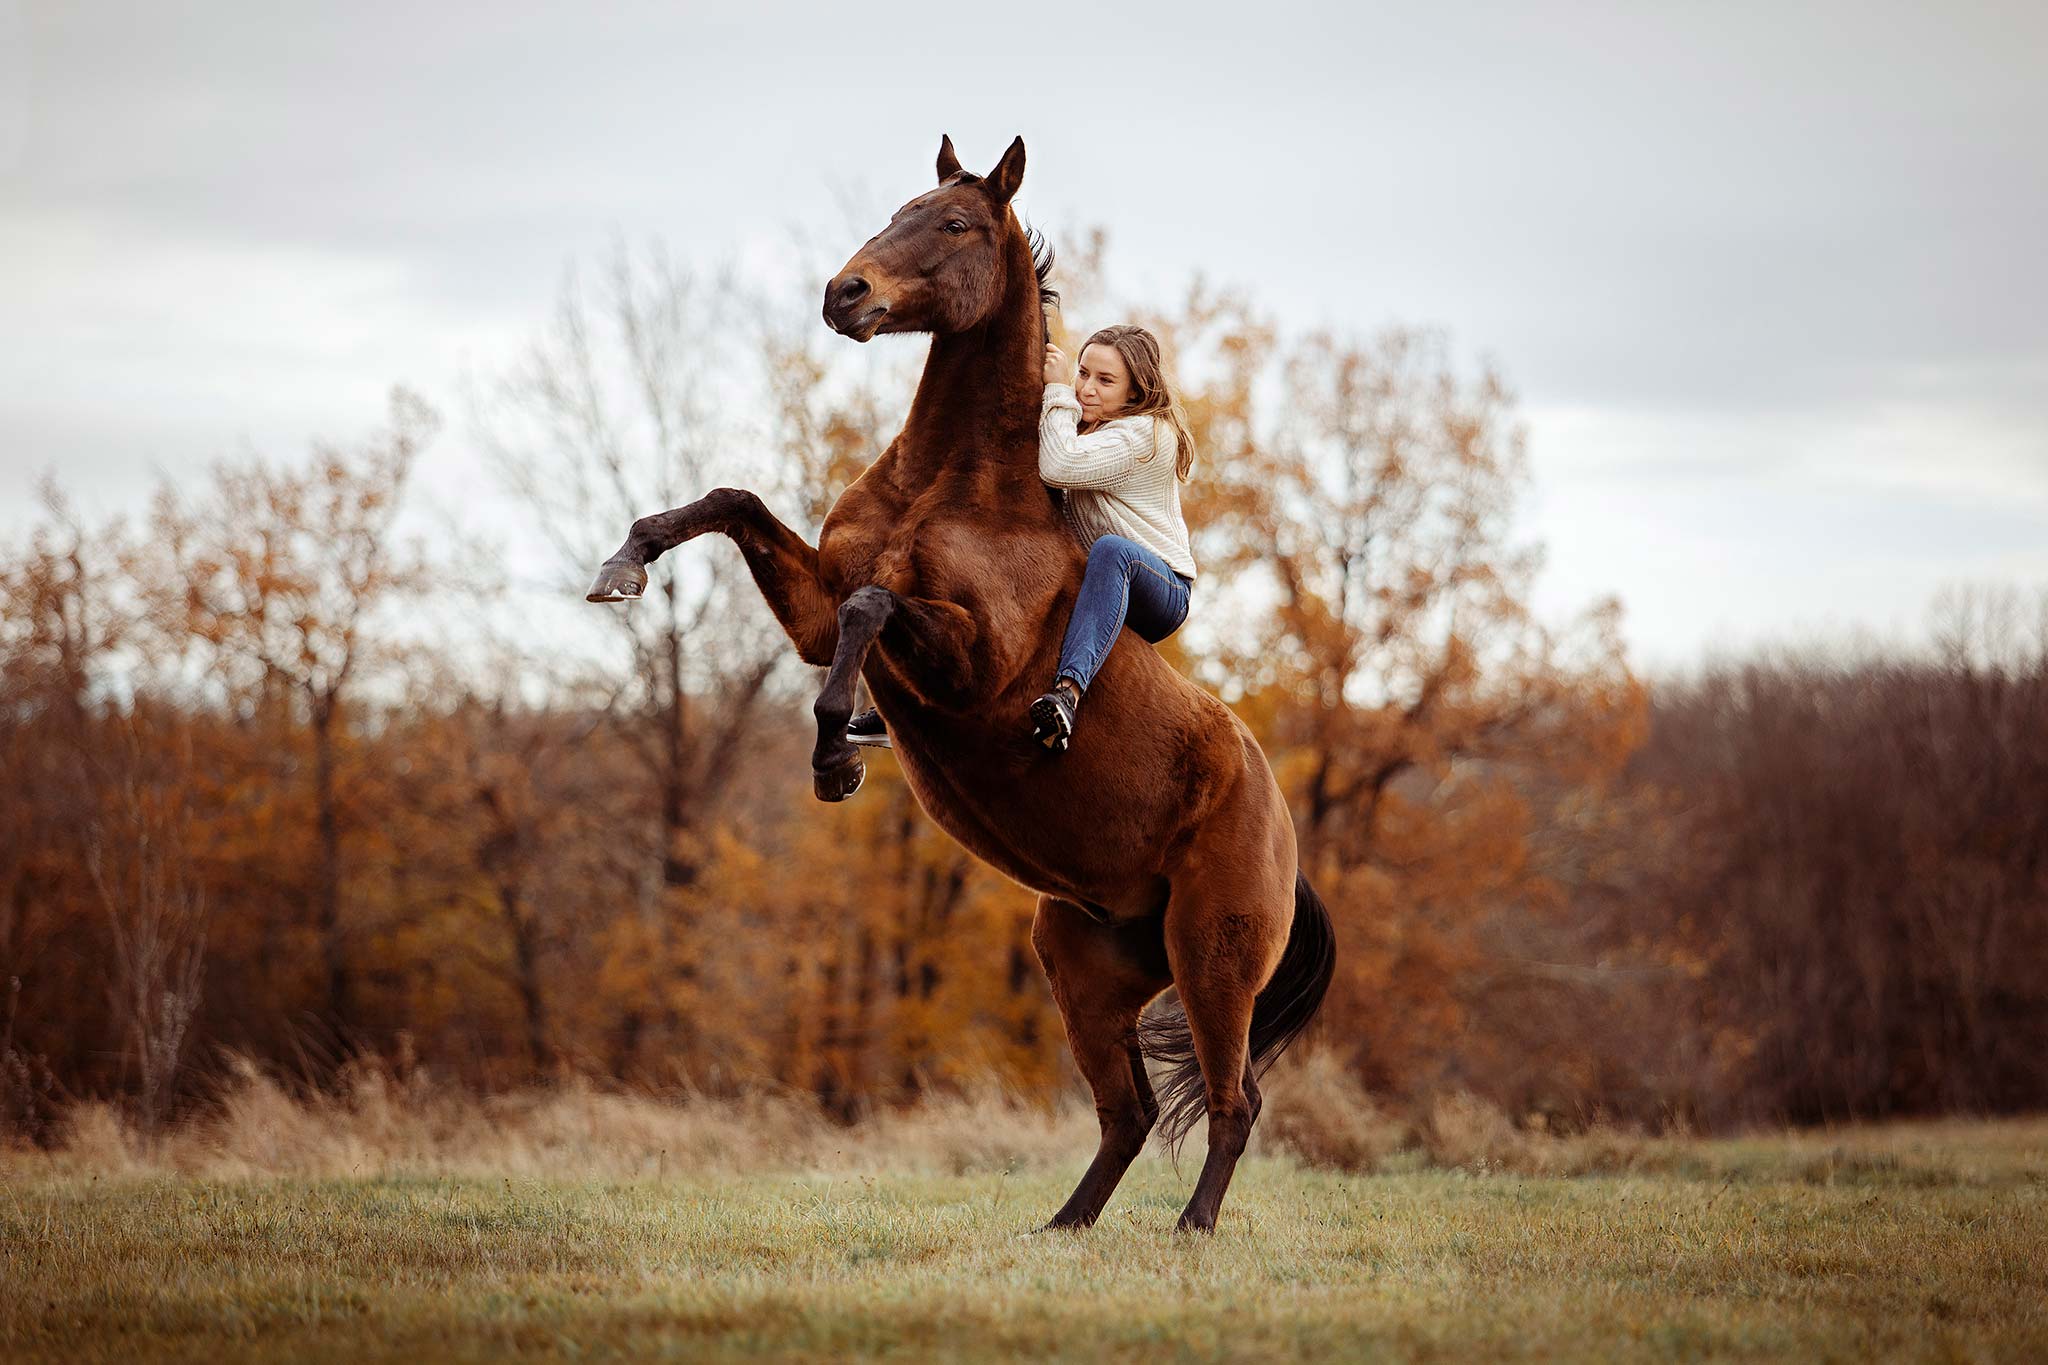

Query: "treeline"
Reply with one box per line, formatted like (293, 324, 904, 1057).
(2, 241, 2043, 1141)
(1630, 627, 2048, 1123)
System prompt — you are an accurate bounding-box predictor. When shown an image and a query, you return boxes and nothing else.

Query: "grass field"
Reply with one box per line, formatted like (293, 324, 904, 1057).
(4, 1113, 2044, 1362)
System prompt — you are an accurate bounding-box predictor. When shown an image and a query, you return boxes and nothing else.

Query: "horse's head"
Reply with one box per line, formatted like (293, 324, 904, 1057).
(824, 135, 1029, 342)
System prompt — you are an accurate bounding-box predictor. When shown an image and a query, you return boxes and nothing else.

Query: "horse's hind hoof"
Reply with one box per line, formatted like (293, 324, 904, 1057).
(813, 755, 865, 802)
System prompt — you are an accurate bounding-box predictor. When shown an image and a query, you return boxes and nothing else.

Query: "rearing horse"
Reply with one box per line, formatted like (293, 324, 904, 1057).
(586, 135, 1335, 1233)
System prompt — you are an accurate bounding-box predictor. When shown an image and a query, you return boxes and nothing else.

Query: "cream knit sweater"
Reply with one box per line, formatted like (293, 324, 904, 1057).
(1038, 383, 1197, 579)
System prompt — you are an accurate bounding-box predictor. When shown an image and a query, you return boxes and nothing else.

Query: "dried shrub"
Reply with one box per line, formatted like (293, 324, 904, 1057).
(1416, 1090, 1659, 1176)
(1417, 1091, 1527, 1171)
(1, 1023, 63, 1149)
(1253, 1051, 1409, 1172)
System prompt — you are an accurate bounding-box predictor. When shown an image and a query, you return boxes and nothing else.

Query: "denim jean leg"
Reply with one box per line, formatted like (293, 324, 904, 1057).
(1125, 559, 1192, 643)
(1054, 535, 1190, 692)
(1055, 539, 1135, 691)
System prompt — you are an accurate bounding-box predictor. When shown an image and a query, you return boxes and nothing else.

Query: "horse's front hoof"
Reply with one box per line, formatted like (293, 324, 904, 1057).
(813, 753, 865, 802)
(586, 559, 648, 603)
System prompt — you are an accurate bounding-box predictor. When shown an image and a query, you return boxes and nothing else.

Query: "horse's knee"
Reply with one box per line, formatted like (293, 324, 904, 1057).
(838, 584, 895, 631)
(705, 486, 762, 519)
(1086, 534, 1136, 574)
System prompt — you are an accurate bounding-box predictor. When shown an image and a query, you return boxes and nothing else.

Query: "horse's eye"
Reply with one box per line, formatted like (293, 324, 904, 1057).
(944, 220, 969, 235)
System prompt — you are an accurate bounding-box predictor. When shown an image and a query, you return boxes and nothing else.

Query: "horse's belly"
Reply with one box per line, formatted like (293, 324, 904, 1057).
(884, 723, 1178, 918)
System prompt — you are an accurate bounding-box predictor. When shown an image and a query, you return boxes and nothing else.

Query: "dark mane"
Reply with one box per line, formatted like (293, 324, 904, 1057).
(1024, 223, 1058, 348)
(1025, 223, 1059, 312)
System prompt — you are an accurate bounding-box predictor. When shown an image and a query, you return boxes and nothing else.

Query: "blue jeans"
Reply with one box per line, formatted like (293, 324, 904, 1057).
(1055, 534, 1193, 692)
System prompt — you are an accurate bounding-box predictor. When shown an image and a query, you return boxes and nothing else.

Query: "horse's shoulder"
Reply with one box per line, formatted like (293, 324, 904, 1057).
(818, 463, 912, 588)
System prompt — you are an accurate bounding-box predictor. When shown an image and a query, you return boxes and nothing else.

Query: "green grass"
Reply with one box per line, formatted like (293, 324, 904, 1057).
(4, 1122, 2045, 1363)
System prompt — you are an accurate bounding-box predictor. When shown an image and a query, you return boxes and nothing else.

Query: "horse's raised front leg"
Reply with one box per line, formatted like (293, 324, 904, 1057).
(587, 487, 837, 666)
(809, 585, 979, 801)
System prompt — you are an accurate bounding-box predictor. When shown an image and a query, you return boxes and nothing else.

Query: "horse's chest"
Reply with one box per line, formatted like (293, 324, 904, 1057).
(818, 510, 921, 598)
(819, 490, 995, 602)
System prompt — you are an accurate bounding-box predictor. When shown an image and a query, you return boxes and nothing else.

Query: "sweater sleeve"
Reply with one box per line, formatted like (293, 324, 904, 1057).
(1037, 385, 1159, 491)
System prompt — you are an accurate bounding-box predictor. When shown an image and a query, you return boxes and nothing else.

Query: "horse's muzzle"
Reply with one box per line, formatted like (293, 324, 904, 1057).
(823, 272, 889, 340)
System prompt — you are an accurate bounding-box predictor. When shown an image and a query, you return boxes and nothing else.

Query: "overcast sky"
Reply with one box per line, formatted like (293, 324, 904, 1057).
(3, 0, 2044, 672)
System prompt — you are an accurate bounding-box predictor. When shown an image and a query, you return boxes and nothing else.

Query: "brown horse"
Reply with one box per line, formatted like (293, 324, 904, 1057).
(586, 135, 1334, 1233)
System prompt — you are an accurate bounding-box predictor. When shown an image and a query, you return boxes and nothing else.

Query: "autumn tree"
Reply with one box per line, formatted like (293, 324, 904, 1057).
(1217, 329, 1646, 1095)
(472, 236, 921, 1074)
(372, 665, 644, 1081)
(145, 390, 438, 1039)
(476, 245, 792, 894)
(87, 717, 208, 1134)
(0, 486, 137, 1124)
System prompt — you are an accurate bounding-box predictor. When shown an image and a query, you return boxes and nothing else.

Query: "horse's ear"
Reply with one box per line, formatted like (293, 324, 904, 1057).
(936, 134, 963, 183)
(987, 135, 1026, 205)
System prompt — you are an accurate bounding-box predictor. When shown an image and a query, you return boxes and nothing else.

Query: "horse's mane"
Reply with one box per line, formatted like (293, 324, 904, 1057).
(1024, 224, 1059, 313)
(1024, 223, 1058, 346)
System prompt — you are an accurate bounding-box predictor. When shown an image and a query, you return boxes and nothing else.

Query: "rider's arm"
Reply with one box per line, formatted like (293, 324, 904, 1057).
(1038, 385, 1158, 491)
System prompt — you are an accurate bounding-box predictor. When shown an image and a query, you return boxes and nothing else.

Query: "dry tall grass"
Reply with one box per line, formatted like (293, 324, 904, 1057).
(0, 1049, 1626, 1186)
(21, 1049, 2017, 1189)
(16, 1055, 1108, 1182)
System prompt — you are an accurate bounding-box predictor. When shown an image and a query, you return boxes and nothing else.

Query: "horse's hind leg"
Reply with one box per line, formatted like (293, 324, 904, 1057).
(1161, 861, 1292, 1234)
(1030, 896, 1171, 1230)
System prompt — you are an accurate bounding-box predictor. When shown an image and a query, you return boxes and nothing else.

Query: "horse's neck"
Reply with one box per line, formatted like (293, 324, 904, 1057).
(893, 263, 1048, 504)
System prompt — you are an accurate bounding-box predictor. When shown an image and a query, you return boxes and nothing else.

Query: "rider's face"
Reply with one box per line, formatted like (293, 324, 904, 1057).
(1075, 344, 1133, 422)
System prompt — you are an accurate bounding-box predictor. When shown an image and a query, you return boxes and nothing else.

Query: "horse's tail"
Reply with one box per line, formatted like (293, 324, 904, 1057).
(1138, 870, 1339, 1151)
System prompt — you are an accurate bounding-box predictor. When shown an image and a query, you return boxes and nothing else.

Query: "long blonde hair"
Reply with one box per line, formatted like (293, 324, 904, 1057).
(1080, 325, 1197, 481)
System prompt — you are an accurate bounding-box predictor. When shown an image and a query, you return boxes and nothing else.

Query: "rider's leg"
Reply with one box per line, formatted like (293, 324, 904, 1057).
(1032, 534, 1192, 751)
(1055, 535, 1193, 691)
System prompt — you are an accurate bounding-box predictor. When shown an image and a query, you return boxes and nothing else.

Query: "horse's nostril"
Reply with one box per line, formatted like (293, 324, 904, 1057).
(830, 276, 871, 313)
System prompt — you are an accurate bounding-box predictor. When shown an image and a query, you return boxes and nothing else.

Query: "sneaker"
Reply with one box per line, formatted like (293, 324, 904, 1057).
(1028, 681, 1080, 753)
(846, 707, 892, 749)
